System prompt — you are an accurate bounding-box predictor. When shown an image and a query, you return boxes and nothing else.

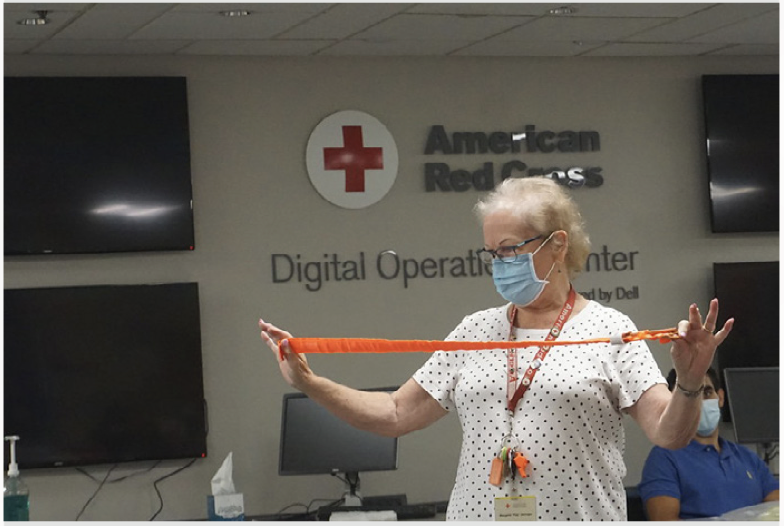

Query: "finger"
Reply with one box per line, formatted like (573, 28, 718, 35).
(259, 318, 280, 334)
(259, 319, 274, 340)
(259, 330, 281, 356)
(266, 324, 293, 341)
(713, 317, 734, 346)
(677, 319, 690, 338)
(687, 303, 703, 330)
(702, 298, 720, 331)
(281, 339, 304, 365)
(260, 329, 275, 346)
(259, 319, 293, 342)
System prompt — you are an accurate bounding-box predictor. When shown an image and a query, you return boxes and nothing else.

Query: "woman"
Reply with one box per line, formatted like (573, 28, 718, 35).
(259, 177, 733, 521)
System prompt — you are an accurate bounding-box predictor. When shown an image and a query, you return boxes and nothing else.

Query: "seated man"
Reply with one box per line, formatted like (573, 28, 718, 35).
(638, 368, 779, 520)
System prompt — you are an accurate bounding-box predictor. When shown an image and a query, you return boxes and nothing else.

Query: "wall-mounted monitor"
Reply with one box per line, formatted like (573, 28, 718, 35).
(713, 261, 778, 420)
(723, 367, 779, 444)
(4, 76, 195, 255)
(701, 74, 779, 233)
(713, 261, 779, 369)
(4, 283, 208, 469)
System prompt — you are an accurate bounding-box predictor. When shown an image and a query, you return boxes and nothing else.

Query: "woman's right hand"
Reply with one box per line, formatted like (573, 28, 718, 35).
(259, 318, 314, 391)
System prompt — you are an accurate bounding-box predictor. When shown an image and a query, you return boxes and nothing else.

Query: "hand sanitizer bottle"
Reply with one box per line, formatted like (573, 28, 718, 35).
(4, 436, 29, 521)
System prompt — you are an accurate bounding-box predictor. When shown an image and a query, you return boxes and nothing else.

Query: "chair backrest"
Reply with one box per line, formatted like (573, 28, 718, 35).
(625, 486, 647, 521)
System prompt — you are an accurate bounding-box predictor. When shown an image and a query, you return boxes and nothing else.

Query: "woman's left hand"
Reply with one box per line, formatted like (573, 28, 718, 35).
(671, 298, 734, 390)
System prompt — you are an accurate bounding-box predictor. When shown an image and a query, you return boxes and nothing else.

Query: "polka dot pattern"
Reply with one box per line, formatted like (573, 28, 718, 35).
(413, 300, 665, 521)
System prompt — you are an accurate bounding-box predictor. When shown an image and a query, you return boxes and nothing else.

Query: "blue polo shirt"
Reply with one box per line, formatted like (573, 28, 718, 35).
(638, 438, 778, 519)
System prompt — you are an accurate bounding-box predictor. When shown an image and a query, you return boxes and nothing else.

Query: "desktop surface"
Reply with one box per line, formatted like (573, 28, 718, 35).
(247, 499, 448, 521)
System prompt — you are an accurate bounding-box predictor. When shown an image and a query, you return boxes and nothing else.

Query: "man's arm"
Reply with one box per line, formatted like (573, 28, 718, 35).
(638, 445, 684, 521)
(645, 495, 681, 521)
(763, 489, 779, 502)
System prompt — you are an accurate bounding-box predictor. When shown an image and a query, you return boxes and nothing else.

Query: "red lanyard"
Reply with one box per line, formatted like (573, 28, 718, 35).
(506, 287, 576, 412)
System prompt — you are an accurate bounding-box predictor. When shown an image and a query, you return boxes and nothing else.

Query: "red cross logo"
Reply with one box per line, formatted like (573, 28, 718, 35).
(306, 110, 398, 209)
(323, 126, 383, 193)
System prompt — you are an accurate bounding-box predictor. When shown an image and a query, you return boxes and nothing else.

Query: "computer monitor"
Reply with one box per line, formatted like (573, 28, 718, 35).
(278, 387, 398, 504)
(723, 367, 779, 444)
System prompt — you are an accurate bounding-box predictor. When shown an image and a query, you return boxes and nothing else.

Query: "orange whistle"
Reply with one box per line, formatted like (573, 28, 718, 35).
(489, 456, 504, 486)
(513, 452, 529, 478)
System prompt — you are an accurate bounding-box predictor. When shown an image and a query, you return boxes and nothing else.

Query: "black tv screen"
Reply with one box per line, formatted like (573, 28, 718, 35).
(4, 76, 195, 255)
(701, 74, 779, 233)
(279, 388, 398, 476)
(713, 261, 779, 419)
(4, 283, 208, 469)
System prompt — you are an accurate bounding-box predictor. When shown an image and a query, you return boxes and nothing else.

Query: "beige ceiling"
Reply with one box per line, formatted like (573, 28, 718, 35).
(4, 2, 780, 57)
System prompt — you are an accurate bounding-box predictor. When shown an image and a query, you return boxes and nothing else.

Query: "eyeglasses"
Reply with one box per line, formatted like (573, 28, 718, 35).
(477, 235, 544, 264)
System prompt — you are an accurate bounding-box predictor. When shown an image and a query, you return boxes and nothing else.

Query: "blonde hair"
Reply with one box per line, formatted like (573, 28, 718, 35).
(474, 177, 591, 278)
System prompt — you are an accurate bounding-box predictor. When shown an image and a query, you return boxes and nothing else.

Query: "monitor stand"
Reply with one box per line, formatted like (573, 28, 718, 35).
(761, 442, 778, 469)
(340, 471, 362, 506)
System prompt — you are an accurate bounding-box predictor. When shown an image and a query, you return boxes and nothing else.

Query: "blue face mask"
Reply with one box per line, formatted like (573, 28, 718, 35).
(492, 233, 555, 307)
(697, 398, 721, 436)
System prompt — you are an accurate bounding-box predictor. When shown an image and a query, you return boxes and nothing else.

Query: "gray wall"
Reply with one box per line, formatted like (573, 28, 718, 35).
(4, 53, 778, 520)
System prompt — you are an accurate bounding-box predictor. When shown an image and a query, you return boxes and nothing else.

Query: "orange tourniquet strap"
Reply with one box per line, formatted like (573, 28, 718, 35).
(285, 328, 680, 355)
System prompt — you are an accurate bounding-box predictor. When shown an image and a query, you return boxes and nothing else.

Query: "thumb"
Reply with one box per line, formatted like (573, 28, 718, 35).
(278, 339, 289, 362)
(677, 319, 689, 338)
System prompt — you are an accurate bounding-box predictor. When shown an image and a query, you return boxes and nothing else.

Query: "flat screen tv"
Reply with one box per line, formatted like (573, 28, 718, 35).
(279, 387, 398, 504)
(723, 367, 779, 444)
(713, 261, 778, 419)
(4, 282, 208, 469)
(701, 74, 779, 233)
(4, 76, 195, 255)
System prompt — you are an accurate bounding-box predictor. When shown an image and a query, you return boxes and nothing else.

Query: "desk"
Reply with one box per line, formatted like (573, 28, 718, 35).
(248, 501, 448, 521)
(706, 501, 779, 521)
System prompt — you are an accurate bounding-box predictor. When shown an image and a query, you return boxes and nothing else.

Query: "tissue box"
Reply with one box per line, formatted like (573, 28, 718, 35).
(207, 494, 245, 521)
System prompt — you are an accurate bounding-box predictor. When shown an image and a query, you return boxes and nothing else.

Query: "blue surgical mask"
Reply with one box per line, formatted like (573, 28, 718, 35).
(697, 398, 721, 436)
(492, 233, 555, 307)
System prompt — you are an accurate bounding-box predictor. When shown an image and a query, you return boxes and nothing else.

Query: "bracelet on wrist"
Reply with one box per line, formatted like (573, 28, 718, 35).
(676, 382, 704, 398)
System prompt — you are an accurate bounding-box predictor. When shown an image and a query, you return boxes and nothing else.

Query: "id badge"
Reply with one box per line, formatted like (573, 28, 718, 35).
(494, 496, 536, 521)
